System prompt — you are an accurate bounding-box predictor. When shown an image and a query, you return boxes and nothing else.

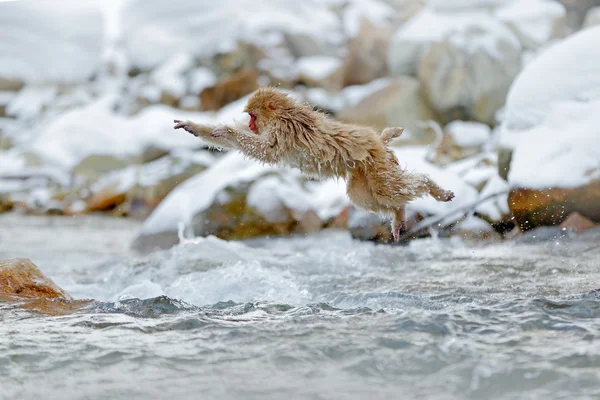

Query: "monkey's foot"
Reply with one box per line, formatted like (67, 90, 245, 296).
(442, 190, 455, 202)
(392, 221, 407, 243)
(173, 119, 195, 135)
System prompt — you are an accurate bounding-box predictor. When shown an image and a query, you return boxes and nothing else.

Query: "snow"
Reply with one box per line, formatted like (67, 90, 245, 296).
(5, 86, 58, 120)
(123, 0, 342, 69)
(445, 121, 492, 147)
(475, 174, 510, 222)
(297, 56, 342, 80)
(189, 68, 217, 94)
(507, 100, 600, 189)
(427, 0, 505, 11)
(496, 0, 565, 48)
(501, 26, 600, 136)
(29, 98, 213, 169)
(389, 7, 521, 75)
(342, 0, 394, 37)
(341, 78, 393, 108)
(498, 26, 600, 189)
(0, 0, 104, 83)
(150, 53, 194, 98)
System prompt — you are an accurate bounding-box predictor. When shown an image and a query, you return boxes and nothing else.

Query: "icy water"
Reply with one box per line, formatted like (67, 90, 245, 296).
(1, 215, 600, 400)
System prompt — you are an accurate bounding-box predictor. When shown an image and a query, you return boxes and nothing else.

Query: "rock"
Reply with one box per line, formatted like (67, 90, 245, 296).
(296, 56, 344, 91)
(348, 207, 393, 243)
(200, 69, 259, 111)
(212, 42, 265, 75)
(342, 20, 392, 87)
(389, 7, 521, 124)
(451, 214, 502, 242)
(417, 36, 521, 124)
(0, 258, 71, 299)
(86, 151, 213, 217)
(337, 77, 436, 136)
(498, 28, 600, 232)
(0, 78, 24, 92)
(583, 6, 600, 28)
(132, 152, 349, 252)
(560, 212, 597, 233)
(0, 258, 89, 314)
(283, 33, 330, 58)
(72, 155, 129, 182)
(508, 179, 600, 231)
(495, 0, 566, 50)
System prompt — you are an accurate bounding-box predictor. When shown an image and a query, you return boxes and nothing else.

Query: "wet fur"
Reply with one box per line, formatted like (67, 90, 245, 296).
(174, 88, 454, 242)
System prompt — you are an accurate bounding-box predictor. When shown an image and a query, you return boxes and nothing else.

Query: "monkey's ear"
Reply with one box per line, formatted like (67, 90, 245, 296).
(267, 102, 277, 111)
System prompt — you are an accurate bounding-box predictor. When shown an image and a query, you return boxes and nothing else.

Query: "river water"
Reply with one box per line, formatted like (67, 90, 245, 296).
(1, 214, 600, 400)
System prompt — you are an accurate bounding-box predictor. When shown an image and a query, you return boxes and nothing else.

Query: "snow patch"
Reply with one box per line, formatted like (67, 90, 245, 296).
(0, 0, 103, 83)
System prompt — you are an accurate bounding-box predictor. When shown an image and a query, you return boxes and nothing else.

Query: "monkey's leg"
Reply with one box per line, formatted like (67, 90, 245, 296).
(391, 207, 407, 243)
(173, 120, 232, 149)
(212, 126, 281, 165)
(425, 178, 455, 202)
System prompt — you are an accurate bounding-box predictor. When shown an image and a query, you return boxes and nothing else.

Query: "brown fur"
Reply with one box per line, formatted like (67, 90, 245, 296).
(174, 88, 454, 242)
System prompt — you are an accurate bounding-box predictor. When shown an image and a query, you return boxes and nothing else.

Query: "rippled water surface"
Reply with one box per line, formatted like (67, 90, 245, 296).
(1, 215, 600, 400)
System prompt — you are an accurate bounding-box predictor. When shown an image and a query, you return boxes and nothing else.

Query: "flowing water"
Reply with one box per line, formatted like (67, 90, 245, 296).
(1, 214, 600, 400)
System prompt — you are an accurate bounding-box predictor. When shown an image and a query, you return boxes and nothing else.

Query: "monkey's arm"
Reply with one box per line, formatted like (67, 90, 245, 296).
(173, 120, 233, 149)
(212, 125, 281, 164)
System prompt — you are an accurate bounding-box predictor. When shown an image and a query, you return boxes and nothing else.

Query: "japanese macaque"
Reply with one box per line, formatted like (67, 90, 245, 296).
(174, 88, 454, 242)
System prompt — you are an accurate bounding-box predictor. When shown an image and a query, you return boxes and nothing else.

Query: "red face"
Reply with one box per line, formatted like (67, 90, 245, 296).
(249, 113, 258, 133)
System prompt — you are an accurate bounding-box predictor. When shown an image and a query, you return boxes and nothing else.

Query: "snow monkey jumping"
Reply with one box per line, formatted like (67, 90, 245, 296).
(174, 88, 454, 242)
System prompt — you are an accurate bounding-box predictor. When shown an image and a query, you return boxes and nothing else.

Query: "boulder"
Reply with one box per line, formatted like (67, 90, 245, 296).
(416, 35, 521, 124)
(499, 27, 600, 231)
(342, 20, 392, 87)
(200, 69, 259, 111)
(296, 56, 344, 91)
(389, 7, 522, 124)
(0, 258, 89, 315)
(337, 77, 436, 137)
(86, 151, 213, 217)
(583, 6, 600, 28)
(0, 258, 70, 299)
(560, 212, 597, 233)
(495, 0, 566, 50)
(508, 180, 600, 231)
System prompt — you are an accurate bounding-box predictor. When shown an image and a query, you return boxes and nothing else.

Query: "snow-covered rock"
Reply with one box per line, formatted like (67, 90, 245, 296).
(337, 77, 435, 136)
(389, 7, 522, 123)
(445, 121, 492, 148)
(389, 7, 521, 76)
(495, 0, 566, 50)
(132, 152, 349, 252)
(29, 97, 213, 170)
(123, 0, 342, 70)
(501, 26, 600, 135)
(0, 0, 103, 84)
(499, 27, 600, 229)
(583, 6, 600, 28)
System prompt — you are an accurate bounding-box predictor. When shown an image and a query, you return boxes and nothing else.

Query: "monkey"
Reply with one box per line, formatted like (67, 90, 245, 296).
(174, 87, 454, 242)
